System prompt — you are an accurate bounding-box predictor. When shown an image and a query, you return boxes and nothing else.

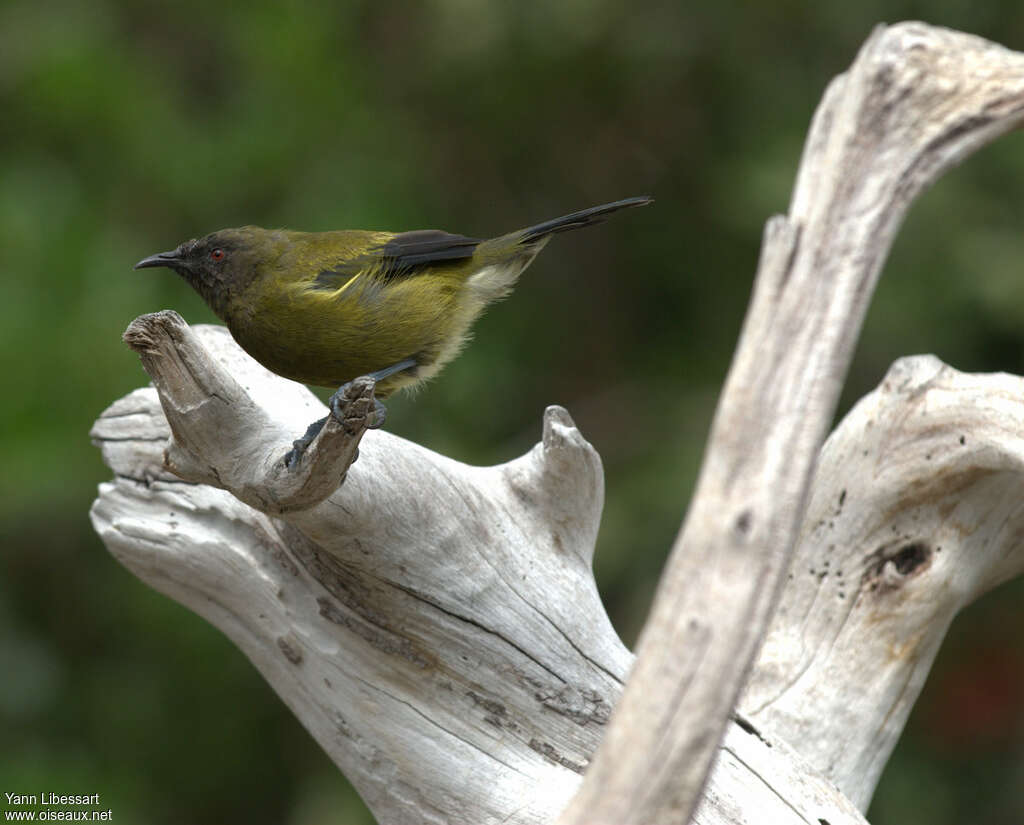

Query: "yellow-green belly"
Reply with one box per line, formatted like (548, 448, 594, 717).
(227, 273, 478, 397)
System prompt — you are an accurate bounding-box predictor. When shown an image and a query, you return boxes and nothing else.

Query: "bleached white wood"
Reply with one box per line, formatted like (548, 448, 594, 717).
(121, 310, 378, 514)
(94, 329, 1024, 824)
(558, 22, 1024, 825)
(91, 323, 871, 825)
(88, 21, 1024, 825)
(93, 322, 624, 825)
(741, 355, 1024, 810)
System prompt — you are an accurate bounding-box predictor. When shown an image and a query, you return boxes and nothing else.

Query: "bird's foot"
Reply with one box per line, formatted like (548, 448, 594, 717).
(283, 377, 387, 470)
(330, 392, 387, 429)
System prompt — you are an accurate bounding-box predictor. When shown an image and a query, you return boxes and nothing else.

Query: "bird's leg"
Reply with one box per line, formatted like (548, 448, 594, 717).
(284, 358, 417, 470)
(283, 415, 331, 469)
(327, 358, 417, 429)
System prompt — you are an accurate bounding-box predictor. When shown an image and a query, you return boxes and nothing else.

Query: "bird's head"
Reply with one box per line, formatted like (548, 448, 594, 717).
(135, 227, 275, 319)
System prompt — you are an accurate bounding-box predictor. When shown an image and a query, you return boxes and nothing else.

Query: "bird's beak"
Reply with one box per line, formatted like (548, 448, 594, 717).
(134, 249, 186, 271)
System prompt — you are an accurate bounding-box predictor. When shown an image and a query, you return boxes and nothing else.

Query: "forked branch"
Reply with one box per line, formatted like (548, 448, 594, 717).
(559, 21, 1024, 825)
(90, 21, 1024, 825)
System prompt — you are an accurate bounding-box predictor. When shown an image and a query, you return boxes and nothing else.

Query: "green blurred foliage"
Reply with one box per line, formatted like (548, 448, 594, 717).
(2, 0, 1024, 822)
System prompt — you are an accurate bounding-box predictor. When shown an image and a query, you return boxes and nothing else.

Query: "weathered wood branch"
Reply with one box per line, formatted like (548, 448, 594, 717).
(559, 22, 1024, 825)
(121, 310, 377, 513)
(92, 321, 629, 825)
(90, 21, 1024, 825)
(740, 355, 1024, 811)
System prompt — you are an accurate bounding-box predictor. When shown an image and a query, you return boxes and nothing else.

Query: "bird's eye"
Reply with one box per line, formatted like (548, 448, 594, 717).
(210, 248, 225, 262)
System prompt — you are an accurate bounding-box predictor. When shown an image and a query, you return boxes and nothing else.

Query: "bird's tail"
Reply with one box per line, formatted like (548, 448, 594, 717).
(518, 196, 654, 243)
(469, 196, 653, 302)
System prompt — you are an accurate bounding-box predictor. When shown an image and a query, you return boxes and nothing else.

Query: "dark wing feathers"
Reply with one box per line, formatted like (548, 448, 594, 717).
(313, 230, 481, 291)
(378, 230, 481, 270)
(312, 198, 652, 290)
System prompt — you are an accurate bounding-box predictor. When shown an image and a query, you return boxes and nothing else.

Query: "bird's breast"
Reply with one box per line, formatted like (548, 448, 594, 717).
(225, 272, 466, 391)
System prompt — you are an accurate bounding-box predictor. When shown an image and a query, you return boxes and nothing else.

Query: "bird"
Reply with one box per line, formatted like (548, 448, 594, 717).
(135, 196, 653, 467)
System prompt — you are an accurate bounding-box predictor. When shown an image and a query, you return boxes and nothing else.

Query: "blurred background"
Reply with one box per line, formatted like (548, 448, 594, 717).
(3, 0, 1024, 822)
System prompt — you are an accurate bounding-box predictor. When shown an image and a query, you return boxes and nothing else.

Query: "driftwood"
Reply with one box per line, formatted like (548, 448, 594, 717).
(90, 22, 1024, 825)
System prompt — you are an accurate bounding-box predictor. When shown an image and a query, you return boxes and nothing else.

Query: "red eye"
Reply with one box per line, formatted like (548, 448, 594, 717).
(210, 248, 225, 262)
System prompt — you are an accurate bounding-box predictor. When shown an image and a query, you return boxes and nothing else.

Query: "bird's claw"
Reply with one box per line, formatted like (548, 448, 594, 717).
(367, 398, 387, 429)
(328, 381, 387, 431)
(283, 378, 387, 470)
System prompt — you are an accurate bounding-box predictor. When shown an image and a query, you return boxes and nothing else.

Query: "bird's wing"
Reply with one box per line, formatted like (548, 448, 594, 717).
(374, 230, 482, 273)
(313, 230, 481, 292)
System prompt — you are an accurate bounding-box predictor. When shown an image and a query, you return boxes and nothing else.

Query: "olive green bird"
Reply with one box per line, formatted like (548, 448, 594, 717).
(135, 196, 652, 467)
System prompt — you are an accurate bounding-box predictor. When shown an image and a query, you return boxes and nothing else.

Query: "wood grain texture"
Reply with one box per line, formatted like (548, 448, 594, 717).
(558, 21, 1024, 825)
(90, 21, 1024, 825)
(91, 321, 871, 825)
(741, 356, 1024, 810)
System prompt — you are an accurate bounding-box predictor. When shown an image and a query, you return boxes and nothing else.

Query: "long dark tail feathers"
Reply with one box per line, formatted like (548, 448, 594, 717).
(519, 196, 653, 243)
(468, 196, 652, 301)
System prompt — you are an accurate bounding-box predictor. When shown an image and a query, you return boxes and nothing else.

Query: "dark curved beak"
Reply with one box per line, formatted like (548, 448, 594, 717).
(134, 249, 185, 271)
